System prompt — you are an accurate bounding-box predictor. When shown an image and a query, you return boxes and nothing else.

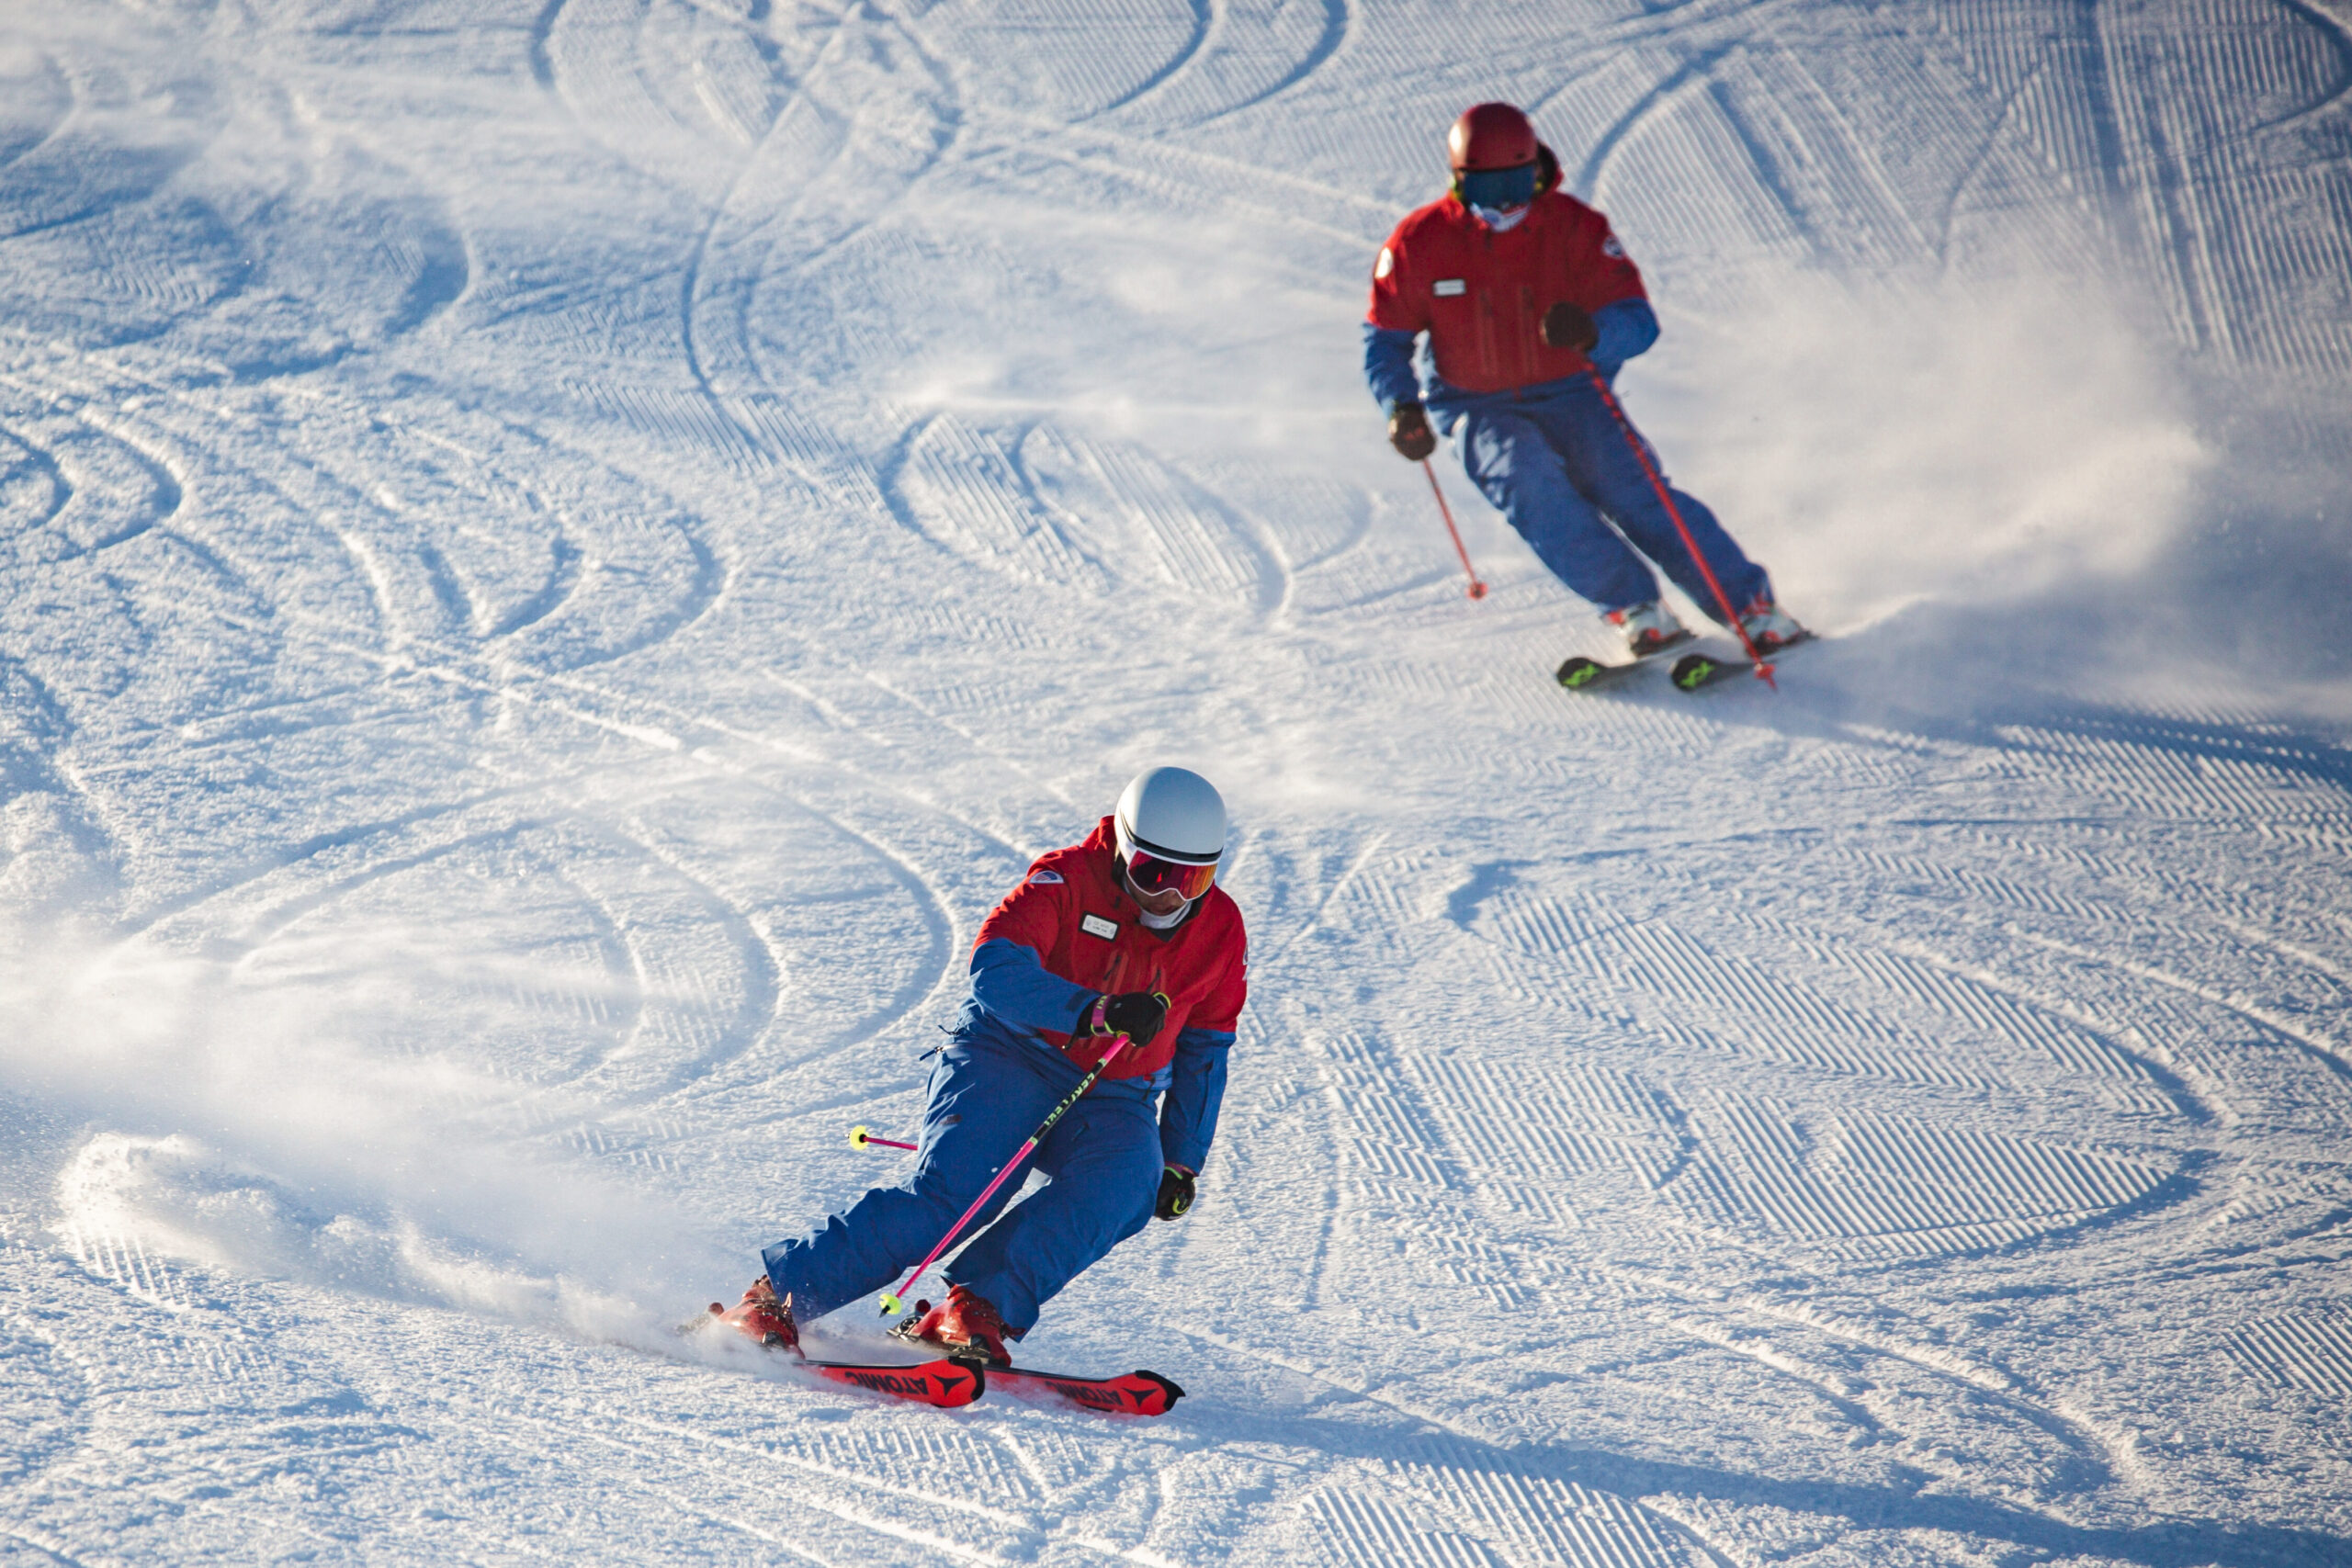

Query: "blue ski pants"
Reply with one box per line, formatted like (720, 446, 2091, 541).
(763, 1032, 1164, 1335)
(1438, 374, 1770, 618)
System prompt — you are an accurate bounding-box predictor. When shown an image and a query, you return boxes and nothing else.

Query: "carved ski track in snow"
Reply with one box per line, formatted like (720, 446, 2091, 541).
(0, 399, 183, 561)
(533, 0, 932, 499)
(67, 355, 728, 673)
(884, 412, 1289, 613)
(1166, 1297, 2154, 1568)
(1611, 1265, 2148, 1505)
(2018, 928, 2352, 1089)
(1088, 0, 1355, 134)
(400, 1392, 1023, 1563)
(1087, 0, 1211, 120)
(94, 740, 966, 1102)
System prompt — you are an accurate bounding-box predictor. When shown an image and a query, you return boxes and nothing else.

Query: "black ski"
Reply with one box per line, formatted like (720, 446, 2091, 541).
(1669, 633, 1813, 692)
(1555, 636, 1690, 692)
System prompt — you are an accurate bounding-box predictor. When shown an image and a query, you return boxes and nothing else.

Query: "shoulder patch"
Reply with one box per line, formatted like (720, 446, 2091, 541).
(1600, 233, 1626, 259)
(1027, 869, 1064, 885)
(1432, 278, 1466, 297)
(1374, 245, 1394, 281)
(1080, 913, 1118, 941)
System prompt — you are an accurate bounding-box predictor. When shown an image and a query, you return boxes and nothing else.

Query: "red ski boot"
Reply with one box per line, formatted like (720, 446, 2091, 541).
(909, 1284, 1012, 1367)
(708, 1277, 798, 1352)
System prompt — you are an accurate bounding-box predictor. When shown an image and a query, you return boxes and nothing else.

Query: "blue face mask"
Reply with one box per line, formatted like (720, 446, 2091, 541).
(1456, 163, 1538, 212)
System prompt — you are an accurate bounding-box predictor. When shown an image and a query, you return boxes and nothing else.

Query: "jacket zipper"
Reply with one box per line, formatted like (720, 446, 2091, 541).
(1475, 226, 1498, 379)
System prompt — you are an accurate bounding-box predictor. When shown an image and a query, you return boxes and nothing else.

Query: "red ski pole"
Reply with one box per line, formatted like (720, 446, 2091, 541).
(874, 1011, 1157, 1316)
(1422, 458, 1488, 600)
(1586, 372, 1775, 689)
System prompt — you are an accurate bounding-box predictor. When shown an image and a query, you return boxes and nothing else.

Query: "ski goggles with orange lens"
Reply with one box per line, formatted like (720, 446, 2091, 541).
(1119, 840, 1219, 901)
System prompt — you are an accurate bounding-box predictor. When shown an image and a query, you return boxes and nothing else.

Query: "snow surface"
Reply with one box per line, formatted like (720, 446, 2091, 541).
(5, 0, 2352, 1562)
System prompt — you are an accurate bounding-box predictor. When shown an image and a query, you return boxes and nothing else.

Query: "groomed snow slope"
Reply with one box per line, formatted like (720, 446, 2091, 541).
(4, 1, 2352, 1562)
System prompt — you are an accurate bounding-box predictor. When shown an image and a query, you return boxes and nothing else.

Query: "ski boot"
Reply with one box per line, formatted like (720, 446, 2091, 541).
(903, 1284, 1012, 1367)
(709, 1276, 799, 1352)
(1736, 595, 1810, 654)
(1603, 600, 1691, 658)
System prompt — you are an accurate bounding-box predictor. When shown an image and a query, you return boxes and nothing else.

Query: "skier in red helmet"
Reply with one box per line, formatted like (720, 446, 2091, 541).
(1365, 102, 1805, 660)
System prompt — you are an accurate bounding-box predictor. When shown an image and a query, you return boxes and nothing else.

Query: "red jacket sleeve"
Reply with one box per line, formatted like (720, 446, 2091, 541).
(1179, 908, 1247, 1035)
(1186, 952, 1247, 1035)
(1563, 203, 1647, 311)
(975, 869, 1069, 957)
(1367, 220, 1428, 333)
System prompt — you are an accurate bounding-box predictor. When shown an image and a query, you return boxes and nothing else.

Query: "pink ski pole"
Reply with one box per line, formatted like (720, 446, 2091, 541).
(1586, 372, 1776, 689)
(875, 1024, 1148, 1316)
(1422, 458, 1489, 600)
(849, 1125, 917, 1152)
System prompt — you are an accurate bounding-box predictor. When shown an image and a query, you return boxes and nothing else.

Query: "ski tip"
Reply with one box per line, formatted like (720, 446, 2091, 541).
(1138, 1371, 1185, 1412)
(1555, 655, 1601, 688)
(1669, 652, 1717, 691)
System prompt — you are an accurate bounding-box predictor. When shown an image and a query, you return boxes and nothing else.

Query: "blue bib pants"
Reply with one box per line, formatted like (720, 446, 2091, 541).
(763, 1032, 1163, 1336)
(1438, 375, 1771, 618)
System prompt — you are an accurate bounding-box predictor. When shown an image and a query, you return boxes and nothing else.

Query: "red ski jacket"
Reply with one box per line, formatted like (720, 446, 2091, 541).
(969, 818, 1248, 1083)
(1366, 186, 1646, 394)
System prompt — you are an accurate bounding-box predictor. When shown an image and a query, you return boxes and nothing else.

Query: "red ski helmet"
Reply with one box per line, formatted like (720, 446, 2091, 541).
(1448, 103, 1538, 173)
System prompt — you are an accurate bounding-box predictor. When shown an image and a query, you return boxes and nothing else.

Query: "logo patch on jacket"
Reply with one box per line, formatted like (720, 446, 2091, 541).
(1432, 278, 1466, 297)
(1028, 869, 1064, 885)
(1374, 246, 1394, 280)
(1601, 234, 1625, 259)
(1080, 914, 1118, 941)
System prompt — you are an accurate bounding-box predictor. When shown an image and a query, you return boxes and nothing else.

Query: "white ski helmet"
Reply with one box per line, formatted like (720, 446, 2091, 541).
(1114, 766, 1226, 870)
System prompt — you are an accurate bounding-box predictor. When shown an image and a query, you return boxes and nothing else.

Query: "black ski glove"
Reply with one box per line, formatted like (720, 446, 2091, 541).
(1154, 1165, 1195, 1221)
(1387, 401, 1436, 461)
(1091, 990, 1169, 1049)
(1541, 300, 1599, 352)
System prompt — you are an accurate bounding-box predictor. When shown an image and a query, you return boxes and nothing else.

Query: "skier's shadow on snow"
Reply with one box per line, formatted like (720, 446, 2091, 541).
(1898, 701, 2352, 798)
(1670, 618, 2352, 805)
(1197, 1408, 2347, 1568)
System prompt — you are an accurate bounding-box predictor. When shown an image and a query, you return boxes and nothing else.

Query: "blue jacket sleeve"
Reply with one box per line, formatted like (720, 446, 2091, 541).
(1362, 322, 1423, 414)
(1589, 298, 1659, 381)
(1158, 1026, 1232, 1172)
(970, 937, 1094, 1034)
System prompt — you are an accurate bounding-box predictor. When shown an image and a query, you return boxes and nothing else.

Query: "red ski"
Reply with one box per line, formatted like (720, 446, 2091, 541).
(696, 1299, 985, 1408)
(697, 1299, 1176, 1414)
(987, 1364, 1183, 1416)
(885, 1314, 1184, 1416)
(801, 1356, 984, 1408)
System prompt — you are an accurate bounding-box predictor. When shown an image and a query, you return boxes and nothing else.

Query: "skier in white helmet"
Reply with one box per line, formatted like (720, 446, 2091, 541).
(720, 767, 1249, 1364)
